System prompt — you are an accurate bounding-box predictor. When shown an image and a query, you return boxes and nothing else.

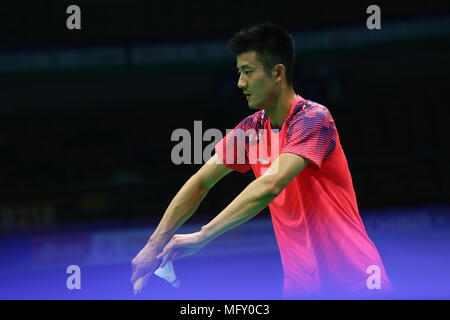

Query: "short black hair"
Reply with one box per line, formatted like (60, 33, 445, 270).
(228, 22, 295, 86)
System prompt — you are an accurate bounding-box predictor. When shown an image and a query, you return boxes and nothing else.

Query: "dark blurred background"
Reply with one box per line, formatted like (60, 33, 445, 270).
(0, 0, 450, 299)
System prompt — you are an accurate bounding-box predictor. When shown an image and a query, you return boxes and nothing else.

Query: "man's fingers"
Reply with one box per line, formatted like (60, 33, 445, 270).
(130, 268, 143, 284)
(130, 265, 137, 283)
(159, 252, 173, 269)
(133, 273, 151, 295)
(130, 264, 151, 284)
(133, 277, 144, 294)
(157, 241, 178, 268)
(157, 241, 175, 260)
(156, 250, 167, 260)
(171, 249, 181, 261)
(141, 273, 151, 286)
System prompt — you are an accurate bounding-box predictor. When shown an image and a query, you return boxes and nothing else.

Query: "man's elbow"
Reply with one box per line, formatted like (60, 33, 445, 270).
(189, 173, 212, 193)
(257, 176, 284, 199)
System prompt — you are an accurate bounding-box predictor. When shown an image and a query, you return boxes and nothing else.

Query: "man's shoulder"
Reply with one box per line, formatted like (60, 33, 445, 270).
(238, 110, 266, 129)
(290, 100, 333, 122)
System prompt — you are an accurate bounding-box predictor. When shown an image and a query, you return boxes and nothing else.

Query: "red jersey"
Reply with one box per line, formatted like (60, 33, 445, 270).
(215, 95, 393, 297)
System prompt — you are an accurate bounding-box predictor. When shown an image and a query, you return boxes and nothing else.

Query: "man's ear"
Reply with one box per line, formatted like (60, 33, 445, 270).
(273, 64, 285, 81)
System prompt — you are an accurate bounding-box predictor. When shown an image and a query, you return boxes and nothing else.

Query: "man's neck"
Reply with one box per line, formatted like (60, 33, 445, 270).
(264, 88, 297, 129)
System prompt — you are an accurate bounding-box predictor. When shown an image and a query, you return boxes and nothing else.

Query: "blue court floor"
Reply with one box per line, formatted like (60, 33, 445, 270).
(1, 204, 449, 300)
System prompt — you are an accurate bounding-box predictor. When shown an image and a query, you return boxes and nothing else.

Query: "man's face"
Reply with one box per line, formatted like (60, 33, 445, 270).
(236, 51, 278, 110)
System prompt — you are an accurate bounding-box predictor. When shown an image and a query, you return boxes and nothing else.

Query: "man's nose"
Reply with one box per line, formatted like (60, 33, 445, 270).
(237, 74, 246, 89)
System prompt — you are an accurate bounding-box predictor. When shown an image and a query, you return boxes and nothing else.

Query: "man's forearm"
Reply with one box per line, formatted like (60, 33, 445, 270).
(200, 176, 280, 243)
(148, 174, 211, 247)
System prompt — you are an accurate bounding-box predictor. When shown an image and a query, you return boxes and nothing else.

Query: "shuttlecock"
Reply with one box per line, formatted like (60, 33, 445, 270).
(154, 261, 180, 288)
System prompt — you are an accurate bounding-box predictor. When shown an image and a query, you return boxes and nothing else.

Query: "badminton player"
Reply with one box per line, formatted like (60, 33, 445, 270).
(131, 22, 393, 298)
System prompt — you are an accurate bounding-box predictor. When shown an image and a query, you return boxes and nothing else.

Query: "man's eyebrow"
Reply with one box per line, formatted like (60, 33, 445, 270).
(237, 64, 252, 70)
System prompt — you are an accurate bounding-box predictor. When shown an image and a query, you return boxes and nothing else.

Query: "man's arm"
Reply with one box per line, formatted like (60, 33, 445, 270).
(157, 153, 309, 267)
(148, 154, 233, 248)
(130, 154, 232, 286)
(200, 153, 309, 242)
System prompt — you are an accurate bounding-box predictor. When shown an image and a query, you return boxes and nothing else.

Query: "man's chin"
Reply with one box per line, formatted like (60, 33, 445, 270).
(248, 103, 262, 110)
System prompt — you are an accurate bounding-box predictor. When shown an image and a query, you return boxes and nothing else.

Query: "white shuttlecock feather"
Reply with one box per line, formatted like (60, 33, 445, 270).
(154, 261, 180, 288)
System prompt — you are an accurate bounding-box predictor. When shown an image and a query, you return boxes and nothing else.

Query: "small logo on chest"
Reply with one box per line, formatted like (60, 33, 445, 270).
(256, 158, 270, 165)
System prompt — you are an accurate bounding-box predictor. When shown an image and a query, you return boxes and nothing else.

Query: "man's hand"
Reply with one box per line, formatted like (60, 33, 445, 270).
(130, 243, 162, 294)
(129, 155, 232, 294)
(157, 231, 209, 269)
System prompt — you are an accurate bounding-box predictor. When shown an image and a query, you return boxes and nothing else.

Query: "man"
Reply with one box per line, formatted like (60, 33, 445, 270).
(131, 22, 393, 298)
